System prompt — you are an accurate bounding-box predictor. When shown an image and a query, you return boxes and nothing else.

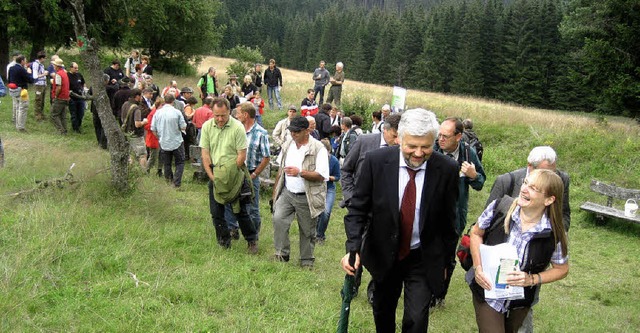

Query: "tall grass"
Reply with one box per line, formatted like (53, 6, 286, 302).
(1, 55, 639, 332)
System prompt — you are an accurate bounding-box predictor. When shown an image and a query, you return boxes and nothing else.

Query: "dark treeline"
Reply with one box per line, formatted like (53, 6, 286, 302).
(217, 0, 640, 118)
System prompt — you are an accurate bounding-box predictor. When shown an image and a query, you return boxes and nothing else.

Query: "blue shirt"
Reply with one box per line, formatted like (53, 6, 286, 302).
(151, 105, 187, 151)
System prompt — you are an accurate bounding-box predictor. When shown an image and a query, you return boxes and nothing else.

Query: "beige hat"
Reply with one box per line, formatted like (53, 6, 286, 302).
(53, 58, 65, 67)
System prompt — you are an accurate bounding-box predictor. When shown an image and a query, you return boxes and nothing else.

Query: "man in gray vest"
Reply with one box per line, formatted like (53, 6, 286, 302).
(272, 116, 329, 268)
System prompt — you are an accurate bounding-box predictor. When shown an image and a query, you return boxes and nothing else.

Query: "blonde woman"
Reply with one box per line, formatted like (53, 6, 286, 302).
(241, 74, 257, 98)
(468, 169, 569, 332)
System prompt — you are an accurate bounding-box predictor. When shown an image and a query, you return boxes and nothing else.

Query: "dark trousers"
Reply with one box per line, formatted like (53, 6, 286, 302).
(207, 180, 257, 246)
(91, 103, 107, 149)
(69, 98, 86, 132)
(313, 85, 326, 105)
(160, 143, 185, 187)
(371, 249, 433, 333)
(472, 293, 529, 333)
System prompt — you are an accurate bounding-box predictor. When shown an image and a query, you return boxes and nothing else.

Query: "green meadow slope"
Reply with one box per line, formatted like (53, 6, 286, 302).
(0, 56, 639, 332)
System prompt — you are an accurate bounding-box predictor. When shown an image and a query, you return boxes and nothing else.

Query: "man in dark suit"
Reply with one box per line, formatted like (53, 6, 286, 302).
(341, 108, 459, 332)
(340, 113, 402, 208)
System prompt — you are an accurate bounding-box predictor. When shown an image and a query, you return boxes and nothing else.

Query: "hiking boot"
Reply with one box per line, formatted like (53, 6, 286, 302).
(218, 239, 231, 249)
(230, 228, 240, 240)
(247, 241, 258, 255)
(272, 254, 290, 262)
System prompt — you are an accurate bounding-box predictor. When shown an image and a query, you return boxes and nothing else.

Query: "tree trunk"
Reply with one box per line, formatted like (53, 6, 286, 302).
(0, 23, 9, 82)
(66, 0, 130, 192)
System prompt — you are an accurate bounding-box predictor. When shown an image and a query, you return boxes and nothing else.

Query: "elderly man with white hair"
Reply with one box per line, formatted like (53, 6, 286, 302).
(341, 108, 459, 332)
(326, 62, 345, 107)
(486, 146, 570, 231)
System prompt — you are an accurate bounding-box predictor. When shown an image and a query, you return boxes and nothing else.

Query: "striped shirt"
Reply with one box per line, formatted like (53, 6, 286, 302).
(245, 122, 270, 171)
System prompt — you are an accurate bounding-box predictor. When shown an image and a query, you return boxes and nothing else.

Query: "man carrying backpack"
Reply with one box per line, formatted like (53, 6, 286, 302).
(462, 118, 483, 161)
(433, 117, 486, 308)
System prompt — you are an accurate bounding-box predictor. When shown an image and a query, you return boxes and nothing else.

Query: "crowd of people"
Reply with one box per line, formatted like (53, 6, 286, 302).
(3, 50, 571, 332)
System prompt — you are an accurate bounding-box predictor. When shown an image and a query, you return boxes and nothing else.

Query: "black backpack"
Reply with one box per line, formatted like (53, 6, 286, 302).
(463, 130, 483, 161)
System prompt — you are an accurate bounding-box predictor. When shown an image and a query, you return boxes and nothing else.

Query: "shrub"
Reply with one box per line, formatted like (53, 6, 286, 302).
(340, 95, 378, 130)
(225, 45, 263, 77)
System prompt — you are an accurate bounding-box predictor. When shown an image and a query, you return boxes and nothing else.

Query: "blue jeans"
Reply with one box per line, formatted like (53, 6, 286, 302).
(210, 180, 257, 245)
(256, 114, 263, 127)
(267, 86, 282, 109)
(69, 98, 86, 132)
(313, 85, 326, 105)
(316, 186, 336, 240)
(226, 176, 262, 237)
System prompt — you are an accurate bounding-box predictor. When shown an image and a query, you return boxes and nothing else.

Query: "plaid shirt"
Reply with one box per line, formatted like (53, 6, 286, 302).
(245, 122, 270, 171)
(479, 200, 569, 313)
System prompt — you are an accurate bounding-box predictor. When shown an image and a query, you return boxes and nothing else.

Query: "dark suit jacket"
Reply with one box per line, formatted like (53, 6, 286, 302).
(486, 167, 571, 230)
(344, 146, 459, 295)
(340, 132, 384, 205)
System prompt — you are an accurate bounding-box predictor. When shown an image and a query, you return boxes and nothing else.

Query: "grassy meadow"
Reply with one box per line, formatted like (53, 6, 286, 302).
(1, 55, 640, 332)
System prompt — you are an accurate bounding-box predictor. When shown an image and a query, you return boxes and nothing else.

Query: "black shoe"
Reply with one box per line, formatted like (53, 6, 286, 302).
(156, 169, 163, 177)
(273, 254, 290, 262)
(218, 239, 231, 249)
(230, 228, 240, 240)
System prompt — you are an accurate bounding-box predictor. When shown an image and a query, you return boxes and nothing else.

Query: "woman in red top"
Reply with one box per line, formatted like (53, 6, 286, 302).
(145, 97, 163, 177)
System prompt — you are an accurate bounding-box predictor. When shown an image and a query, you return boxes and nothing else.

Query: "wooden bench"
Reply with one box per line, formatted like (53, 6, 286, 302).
(580, 180, 640, 225)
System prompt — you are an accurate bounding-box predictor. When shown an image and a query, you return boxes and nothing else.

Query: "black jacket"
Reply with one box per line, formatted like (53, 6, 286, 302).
(263, 66, 282, 87)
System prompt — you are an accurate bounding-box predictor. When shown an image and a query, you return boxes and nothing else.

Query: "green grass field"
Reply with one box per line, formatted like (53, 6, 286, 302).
(1, 55, 640, 332)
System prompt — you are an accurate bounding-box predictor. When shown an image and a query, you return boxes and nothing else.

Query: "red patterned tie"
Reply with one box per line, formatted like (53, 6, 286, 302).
(399, 167, 417, 260)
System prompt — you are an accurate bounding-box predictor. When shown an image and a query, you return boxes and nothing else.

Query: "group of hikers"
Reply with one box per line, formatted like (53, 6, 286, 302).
(2, 50, 570, 332)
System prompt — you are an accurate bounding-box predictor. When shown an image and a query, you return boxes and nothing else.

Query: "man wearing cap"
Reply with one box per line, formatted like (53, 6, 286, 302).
(50, 58, 70, 135)
(272, 115, 329, 267)
(178, 87, 194, 104)
(200, 97, 259, 253)
(31, 51, 49, 121)
(272, 105, 298, 147)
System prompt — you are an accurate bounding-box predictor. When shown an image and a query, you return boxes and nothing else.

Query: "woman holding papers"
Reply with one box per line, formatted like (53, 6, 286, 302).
(468, 169, 569, 332)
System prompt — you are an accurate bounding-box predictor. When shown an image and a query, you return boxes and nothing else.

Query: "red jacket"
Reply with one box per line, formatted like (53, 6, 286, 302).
(144, 106, 160, 149)
(52, 68, 70, 101)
